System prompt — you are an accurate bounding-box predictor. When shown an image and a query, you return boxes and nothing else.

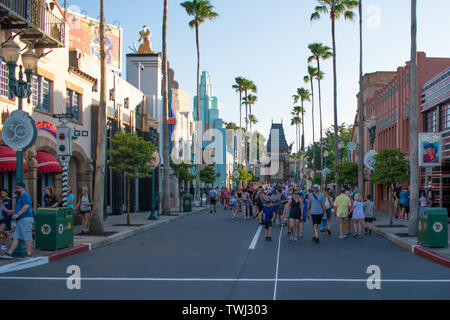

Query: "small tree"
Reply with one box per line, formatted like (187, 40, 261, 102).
(108, 132, 157, 225)
(336, 162, 359, 187)
(200, 165, 217, 186)
(371, 148, 410, 225)
(231, 168, 253, 186)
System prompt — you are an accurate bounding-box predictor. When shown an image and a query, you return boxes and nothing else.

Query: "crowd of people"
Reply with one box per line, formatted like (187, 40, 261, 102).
(0, 183, 93, 260)
(204, 183, 377, 243)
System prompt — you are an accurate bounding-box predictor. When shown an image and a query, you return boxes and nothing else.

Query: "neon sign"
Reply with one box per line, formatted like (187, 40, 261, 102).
(36, 121, 57, 137)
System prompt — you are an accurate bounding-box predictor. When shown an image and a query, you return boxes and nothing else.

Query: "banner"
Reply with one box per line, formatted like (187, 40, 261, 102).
(419, 132, 442, 167)
(66, 11, 122, 71)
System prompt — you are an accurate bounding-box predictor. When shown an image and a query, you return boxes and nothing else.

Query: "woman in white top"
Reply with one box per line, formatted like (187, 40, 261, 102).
(350, 193, 365, 238)
(76, 187, 92, 234)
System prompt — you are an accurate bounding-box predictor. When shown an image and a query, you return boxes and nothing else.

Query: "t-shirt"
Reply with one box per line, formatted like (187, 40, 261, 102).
(363, 200, 375, 217)
(263, 205, 275, 222)
(420, 196, 427, 208)
(67, 193, 75, 209)
(1, 198, 12, 220)
(334, 194, 351, 218)
(44, 194, 58, 207)
(400, 191, 410, 206)
(209, 190, 218, 200)
(308, 192, 325, 215)
(15, 192, 33, 219)
(270, 194, 281, 208)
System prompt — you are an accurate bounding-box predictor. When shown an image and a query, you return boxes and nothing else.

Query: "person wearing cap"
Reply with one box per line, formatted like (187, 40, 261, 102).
(307, 184, 326, 243)
(0, 183, 34, 260)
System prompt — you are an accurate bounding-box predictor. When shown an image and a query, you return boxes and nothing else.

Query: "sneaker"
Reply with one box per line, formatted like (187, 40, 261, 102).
(357, 234, 362, 238)
(312, 236, 316, 242)
(294, 237, 298, 242)
(315, 237, 320, 244)
(268, 237, 272, 241)
(21, 254, 33, 260)
(266, 237, 269, 241)
(299, 232, 303, 238)
(210, 211, 212, 214)
(0, 253, 13, 260)
(289, 234, 294, 241)
(352, 233, 358, 238)
(339, 235, 345, 239)
(1, 244, 7, 251)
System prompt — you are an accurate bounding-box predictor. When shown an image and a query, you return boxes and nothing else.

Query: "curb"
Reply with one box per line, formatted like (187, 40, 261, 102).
(1, 207, 209, 274)
(373, 226, 450, 268)
(412, 245, 450, 268)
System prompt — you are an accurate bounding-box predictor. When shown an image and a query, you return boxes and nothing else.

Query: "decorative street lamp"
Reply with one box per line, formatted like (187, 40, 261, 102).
(2, 40, 38, 184)
(367, 115, 378, 201)
(338, 141, 345, 165)
(148, 127, 159, 220)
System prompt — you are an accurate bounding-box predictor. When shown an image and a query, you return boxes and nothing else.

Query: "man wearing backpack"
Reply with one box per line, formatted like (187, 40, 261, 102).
(307, 184, 326, 244)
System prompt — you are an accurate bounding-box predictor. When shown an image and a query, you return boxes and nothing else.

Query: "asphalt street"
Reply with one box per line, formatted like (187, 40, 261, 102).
(0, 206, 449, 300)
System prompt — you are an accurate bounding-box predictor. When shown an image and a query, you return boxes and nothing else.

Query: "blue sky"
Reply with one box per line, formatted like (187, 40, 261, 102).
(67, 0, 450, 148)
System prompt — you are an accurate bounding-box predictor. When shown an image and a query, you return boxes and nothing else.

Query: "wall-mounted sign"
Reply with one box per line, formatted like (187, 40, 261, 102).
(419, 132, 442, 167)
(36, 121, 57, 137)
(74, 130, 89, 137)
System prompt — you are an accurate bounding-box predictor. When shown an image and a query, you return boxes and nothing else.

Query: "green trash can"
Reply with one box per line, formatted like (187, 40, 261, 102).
(183, 194, 193, 212)
(418, 208, 448, 248)
(35, 207, 74, 251)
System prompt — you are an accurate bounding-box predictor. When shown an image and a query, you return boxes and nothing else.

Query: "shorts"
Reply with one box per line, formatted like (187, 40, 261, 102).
(242, 201, 250, 207)
(300, 210, 307, 223)
(311, 214, 323, 225)
(12, 217, 34, 241)
(326, 209, 332, 219)
(264, 221, 272, 229)
(289, 210, 301, 220)
(210, 199, 216, 205)
(258, 204, 263, 212)
(365, 217, 374, 223)
(337, 216, 348, 224)
(403, 205, 410, 213)
(0, 218, 11, 231)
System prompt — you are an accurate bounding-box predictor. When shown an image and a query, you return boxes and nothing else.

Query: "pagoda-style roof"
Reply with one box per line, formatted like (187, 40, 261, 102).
(267, 122, 290, 160)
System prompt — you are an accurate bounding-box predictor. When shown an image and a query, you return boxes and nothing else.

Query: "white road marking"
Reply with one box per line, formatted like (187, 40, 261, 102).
(0, 257, 49, 274)
(0, 276, 449, 283)
(249, 225, 263, 250)
(273, 225, 284, 300)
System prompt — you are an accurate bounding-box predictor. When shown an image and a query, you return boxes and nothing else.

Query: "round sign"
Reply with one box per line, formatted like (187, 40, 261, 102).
(151, 151, 160, 167)
(2, 110, 37, 151)
(364, 150, 378, 170)
(432, 222, 443, 233)
(347, 142, 357, 151)
(58, 224, 64, 234)
(41, 224, 51, 235)
(322, 167, 331, 178)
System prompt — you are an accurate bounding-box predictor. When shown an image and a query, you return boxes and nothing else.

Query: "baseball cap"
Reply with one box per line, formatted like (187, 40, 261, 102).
(313, 184, 319, 189)
(16, 182, 26, 189)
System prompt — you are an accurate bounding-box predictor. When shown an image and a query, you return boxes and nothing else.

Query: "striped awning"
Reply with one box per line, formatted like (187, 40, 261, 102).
(0, 146, 28, 172)
(36, 152, 62, 174)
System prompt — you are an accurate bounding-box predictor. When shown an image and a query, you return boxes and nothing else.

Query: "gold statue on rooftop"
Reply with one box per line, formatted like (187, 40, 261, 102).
(138, 25, 155, 54)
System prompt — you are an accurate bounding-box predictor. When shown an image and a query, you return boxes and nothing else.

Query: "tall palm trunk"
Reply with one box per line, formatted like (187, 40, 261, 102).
(195, 21, 201, 196)
(162, 0, 171, 215)
(317, 58, 324, 171)
(310, 80, 316, 172)
(301, 102, 305, 184)
(358, 0, 366, 199)
(408, 0, 418, 235)
(331, 13, 340, 194)
(244, 89, 248, 170)
(90, 0, 106, 234)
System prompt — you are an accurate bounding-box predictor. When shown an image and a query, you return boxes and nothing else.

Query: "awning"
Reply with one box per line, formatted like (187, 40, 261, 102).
(37, 151, 62, 174)
(0, 146, 28, 172)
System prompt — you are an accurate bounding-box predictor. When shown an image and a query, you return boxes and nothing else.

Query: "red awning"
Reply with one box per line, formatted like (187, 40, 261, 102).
(37, 152, 62, 174)
(0, 146, 28, 172)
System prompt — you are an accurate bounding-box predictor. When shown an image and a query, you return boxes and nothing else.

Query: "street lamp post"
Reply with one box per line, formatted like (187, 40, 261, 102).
(2, 40, 38, 184)
(367, 115, 378, 201)
(338, 141, 345, 166)
(148, 127, 159, 220)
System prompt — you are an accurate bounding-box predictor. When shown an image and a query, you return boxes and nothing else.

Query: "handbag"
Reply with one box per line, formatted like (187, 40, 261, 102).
(320, 216, 328, 231)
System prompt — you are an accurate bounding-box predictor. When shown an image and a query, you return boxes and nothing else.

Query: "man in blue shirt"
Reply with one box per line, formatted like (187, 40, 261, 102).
(209, 187, 218, 213)
(0, 183, 34, 260)
(307, 184, 326, 244)
(399, 186, 410, 221)
(263, 200, 276, 241)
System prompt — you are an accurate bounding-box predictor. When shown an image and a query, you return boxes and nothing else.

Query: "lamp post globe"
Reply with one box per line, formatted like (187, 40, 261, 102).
(1, 39, 20, 64)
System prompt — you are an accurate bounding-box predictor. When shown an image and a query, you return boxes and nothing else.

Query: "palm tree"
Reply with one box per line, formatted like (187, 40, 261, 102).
(242, 79, 257, 169)
(308, 42, 333, 171)
(357, 0, 365, 199)
(90, 0, 106, 234)
(311, 0, 358, 193)
(161, 0, 170, 215)
(303, 66, 323, 172)
(291, 115, 302, 179)
(242, 94, 257, 131)
(180, 0, 218, 195)
(232, 77, 246, 133)
(292, 88, 311, 153)
(409, 0, 418, 235)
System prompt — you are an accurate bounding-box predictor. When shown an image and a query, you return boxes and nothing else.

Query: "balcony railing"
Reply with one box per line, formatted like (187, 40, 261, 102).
(0, 0, 65, 48)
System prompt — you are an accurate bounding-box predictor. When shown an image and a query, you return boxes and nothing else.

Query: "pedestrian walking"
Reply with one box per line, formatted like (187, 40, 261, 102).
(43, 186, 58, 208)
(363, 194, 375, 235)
(286, 192, 303, 242)
(208, 187, 218, 213)
(0, 183, 34, 260)
(307, 184, 326, 243)
(419, 192, 428, 208)
(350, 193, 365, 238)
(0, 188, 13, 251)
(334, 188, 352, 239)
(241, 190, 251, 219)
(323, 190, 333, 236)
(399, 186, 410, 221)
(270, 189, 283, 226)
(230, 191, 239, 219)
(263, 200, 276, 241)
(76, 187, 92, 234)
(67, 187, 75, 210)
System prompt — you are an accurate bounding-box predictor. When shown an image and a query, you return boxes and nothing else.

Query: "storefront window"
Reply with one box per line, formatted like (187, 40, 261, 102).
(66, 89, 81, 122)
(426, 108, 438, 132)
(441, 104, 450, 130)
(32, 75, 51, 112)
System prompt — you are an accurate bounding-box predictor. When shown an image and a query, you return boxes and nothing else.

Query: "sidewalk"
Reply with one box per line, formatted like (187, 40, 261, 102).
(0, 205, 210, 273)
(372, 209, 450, 268)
